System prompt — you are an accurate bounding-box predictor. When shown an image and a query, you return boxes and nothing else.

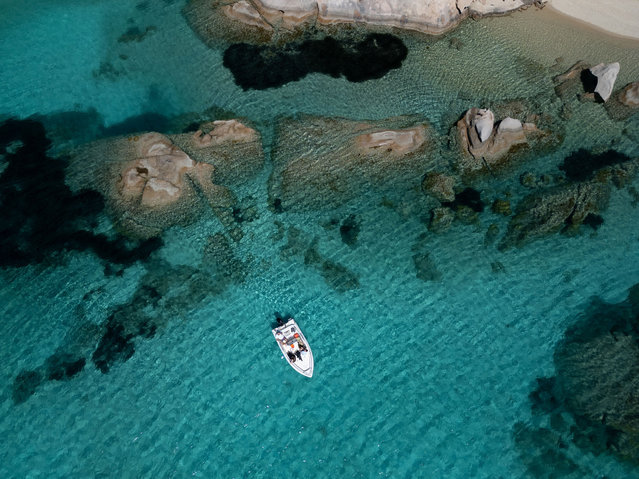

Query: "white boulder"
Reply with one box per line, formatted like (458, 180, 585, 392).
(474, 109, 494, 142)
(497, 117, 523, 133)
(589, 62, 620, 102)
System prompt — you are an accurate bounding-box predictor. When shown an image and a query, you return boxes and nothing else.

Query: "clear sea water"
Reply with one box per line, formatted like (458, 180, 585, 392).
(1, 1, 639, 478)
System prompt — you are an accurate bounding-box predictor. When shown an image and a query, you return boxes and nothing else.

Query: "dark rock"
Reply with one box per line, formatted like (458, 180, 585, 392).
(513, 422, 583, 479)
(118, 25, 157, 43)
(522, 288, 639, 464)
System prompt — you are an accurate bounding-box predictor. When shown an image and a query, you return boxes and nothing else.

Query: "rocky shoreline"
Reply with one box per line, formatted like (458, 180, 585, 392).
(184, 0, 547, 44)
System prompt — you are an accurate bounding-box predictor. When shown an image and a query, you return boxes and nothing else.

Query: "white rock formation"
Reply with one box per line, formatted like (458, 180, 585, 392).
(355, 127, 426, 155)
(498, 117, 523, 133)
(474, 109, 495, 142)
(215, 0, 543, 35)
(589, 62, 620, 102)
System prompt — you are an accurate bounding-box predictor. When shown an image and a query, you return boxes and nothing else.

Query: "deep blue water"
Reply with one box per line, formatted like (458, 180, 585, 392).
(1, 1, 639, 478)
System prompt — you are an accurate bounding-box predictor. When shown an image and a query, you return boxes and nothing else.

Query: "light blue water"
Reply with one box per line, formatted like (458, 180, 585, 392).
(1, 1, 639, 478)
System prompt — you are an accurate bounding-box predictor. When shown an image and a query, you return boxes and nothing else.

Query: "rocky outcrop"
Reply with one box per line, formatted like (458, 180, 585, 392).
(589, 62, 620, 102)
(620, 82, 639, 107)
(554, 61, 622, 104)
(499, 152, 639, 249)
(184, 0, 545, 44)
(422, 172, 456, 202)
(530, 288, 639, 464)
(117, 133, 199, 209)
(456, 108, 538, 176)
(171, 119, 264, 186)
(604, 81, 639, 122)
(269, 115, 435, 211)
(498, 181, 610, 250)
(553, 60, 591, 101)
(69, 122, 264, 239)
(428, 206, 455, 233)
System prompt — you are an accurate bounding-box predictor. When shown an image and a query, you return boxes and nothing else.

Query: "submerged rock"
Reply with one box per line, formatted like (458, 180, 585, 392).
(606, 82, 639, 121)
(269, 115, 435, 211)
(413, 252, 442, 282)
(559, 149, 633, 182)
(428, 206, 455, 233)
(422, 172, 456, 202)
(589, 62, 620, 102)
(339, 214, 360, 247)
(499, 181, 610, 249)
(501, 150, 639, 249)
(69, 121, 264, 239)
(491, 198, 511, 216)
(619, 82, 639, 107)
(554, 290, 639, 462)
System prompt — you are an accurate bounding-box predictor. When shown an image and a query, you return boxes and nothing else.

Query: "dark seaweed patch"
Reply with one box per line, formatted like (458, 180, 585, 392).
(45, 353, 86, 381)
(92, 321, 136, 374)
(517, 288, 639, 470)
(559, 149, 631, 182)
(12, 370, 42, 404)
(223, 33, 408, 90)
(0, 118, 162, 268)
(583, 213, 604, 230)
(340, 214, 360, 247)
(442, 187, 484, 213)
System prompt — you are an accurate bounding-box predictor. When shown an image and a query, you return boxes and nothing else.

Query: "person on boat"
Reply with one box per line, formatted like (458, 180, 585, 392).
(287, 351, 296, 362)
(275, 330, 284, 342)
(295, 350, 302, 360)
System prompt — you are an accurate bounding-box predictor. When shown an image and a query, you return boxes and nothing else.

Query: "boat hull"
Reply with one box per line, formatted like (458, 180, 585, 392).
(272, 319, 314, 377)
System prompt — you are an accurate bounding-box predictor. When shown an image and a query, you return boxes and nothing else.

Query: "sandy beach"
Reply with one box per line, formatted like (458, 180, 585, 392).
(549, 0, 639, 40)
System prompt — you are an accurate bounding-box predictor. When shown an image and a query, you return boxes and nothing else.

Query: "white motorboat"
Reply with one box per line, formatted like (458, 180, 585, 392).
(272, 318, 314, 378)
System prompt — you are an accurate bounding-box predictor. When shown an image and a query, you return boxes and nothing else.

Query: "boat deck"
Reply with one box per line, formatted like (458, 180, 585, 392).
(272, 319, 314, 377)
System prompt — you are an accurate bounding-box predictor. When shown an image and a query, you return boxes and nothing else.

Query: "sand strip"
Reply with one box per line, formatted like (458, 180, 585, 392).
(549, 0, 639, 40)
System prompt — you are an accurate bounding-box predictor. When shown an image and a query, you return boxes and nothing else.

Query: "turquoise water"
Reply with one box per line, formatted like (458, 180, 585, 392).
(1, 0, 639, 478)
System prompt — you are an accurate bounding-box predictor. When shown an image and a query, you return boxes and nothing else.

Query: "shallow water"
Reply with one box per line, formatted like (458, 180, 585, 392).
(1, 1, 639, 478)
